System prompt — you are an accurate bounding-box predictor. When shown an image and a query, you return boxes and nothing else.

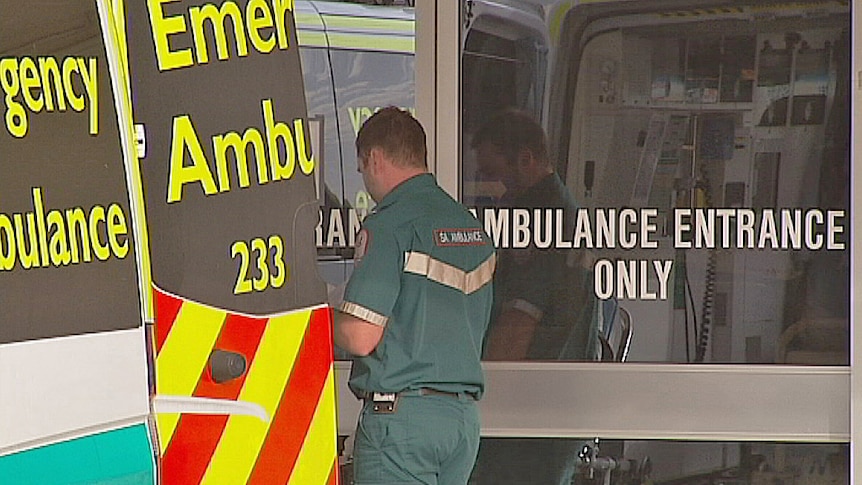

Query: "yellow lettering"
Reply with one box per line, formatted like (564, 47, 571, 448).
(147, 0, 293, 71)
(0, 56, 98, 137)
(1, 58, 26, 137)
(13, 213, 39, 269)
(213, 128, 267, 192)
(190, 2, 248, 64)
(168, 115, 218, 203)
(247, 0, 276, 53)
(47, 210, 72, 266)
(32, 187, 49, 266)
(88, 205, 110, 261)
(19, 57, 43, 112)
(0, 215, 15, 270)
(107, 204, 129, 258)
(38, 57, 63, 111)
(349, 106, 416, 135)
(148, 0, 194, 71)
(272, 0, 292, 50)
(77, 57, 98, 135)
(263, 98, 295, 180)
(66, 208, 90, 264)
(165, 100, 314, 203)
(294, 118, 314, 175)
(62, 57, 84, 112)
(0, 190, 131, 270)
(348, 107, 363, 135)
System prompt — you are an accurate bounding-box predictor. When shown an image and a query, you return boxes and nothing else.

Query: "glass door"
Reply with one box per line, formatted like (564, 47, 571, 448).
(420, 1, 855, 483)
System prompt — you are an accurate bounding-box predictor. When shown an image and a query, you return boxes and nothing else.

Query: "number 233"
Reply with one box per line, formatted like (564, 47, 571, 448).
(231, 235, 289, 294)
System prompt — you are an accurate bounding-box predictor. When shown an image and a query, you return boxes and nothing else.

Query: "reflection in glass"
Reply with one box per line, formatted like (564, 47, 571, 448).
(470, 110, 600, 361)
(297, 2, 416, 361)
(460, 2, 850, 364)
(685, 37, 721, 103)
(720, 36, 756, 103)
(757, 40, 793, 87)
(461, 9, 547, 208)
(470, 439, 848, 485)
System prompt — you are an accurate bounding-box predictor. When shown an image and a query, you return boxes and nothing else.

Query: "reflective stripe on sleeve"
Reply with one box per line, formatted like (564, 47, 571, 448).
(403, 252, 496, 295)
(340, 302, 389, 327)
(507, 298, 544, 322)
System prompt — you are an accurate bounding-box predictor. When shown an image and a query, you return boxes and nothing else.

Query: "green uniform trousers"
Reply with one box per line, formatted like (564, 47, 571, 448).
(353, 393, 480, 485)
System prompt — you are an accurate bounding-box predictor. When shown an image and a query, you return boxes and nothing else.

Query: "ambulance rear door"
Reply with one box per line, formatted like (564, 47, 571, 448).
(0, 1, 156, 482)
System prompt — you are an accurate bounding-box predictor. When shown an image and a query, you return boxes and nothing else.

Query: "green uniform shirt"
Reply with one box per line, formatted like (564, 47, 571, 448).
(491, 172, 599, 360)
(341, 174, 496, 399)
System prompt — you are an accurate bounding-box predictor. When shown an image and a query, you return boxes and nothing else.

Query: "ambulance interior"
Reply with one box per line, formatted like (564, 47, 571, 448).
(462, 0, 851, 365)
(459, 1, 850, 483)
(554, 3, 851, 366)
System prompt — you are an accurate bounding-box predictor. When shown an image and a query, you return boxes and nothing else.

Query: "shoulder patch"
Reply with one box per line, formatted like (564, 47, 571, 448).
(435, 228, 486, 246)
(355, 228, 370, 263)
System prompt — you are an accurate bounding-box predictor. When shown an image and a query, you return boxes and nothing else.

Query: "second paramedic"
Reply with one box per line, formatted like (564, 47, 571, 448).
(473, 108, 599, 361)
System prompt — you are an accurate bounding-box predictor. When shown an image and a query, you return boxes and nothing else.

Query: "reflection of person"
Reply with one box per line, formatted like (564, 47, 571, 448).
(470, 109, 597, 485)
(332, 107, 496, 484)
(472, 108, 599, 361)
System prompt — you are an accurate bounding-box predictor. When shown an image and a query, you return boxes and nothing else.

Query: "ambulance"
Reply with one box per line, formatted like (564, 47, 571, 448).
(1, 0, 855, 483)
(0, 0, 159, 482)
(0, 0, 419, 479)
(0, 0, 408, 483)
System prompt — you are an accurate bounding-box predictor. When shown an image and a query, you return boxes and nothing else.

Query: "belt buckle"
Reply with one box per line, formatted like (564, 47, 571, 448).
(371, 392, 398, 414)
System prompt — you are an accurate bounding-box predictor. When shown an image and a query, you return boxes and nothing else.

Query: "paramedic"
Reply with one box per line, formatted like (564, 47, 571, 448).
(332, 107, 496, 484)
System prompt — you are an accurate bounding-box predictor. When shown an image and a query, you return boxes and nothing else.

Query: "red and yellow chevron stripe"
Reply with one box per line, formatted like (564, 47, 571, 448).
(153, 288, 339, 485)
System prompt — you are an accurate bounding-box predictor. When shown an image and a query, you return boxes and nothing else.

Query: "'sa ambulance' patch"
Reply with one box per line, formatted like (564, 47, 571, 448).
(434, 228, 486, 246)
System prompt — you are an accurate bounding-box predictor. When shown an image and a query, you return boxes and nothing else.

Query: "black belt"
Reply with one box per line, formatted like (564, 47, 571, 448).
(359, 388, 476, 400)
(359, 388, 477, 413)
(417, 388, 474, 399)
